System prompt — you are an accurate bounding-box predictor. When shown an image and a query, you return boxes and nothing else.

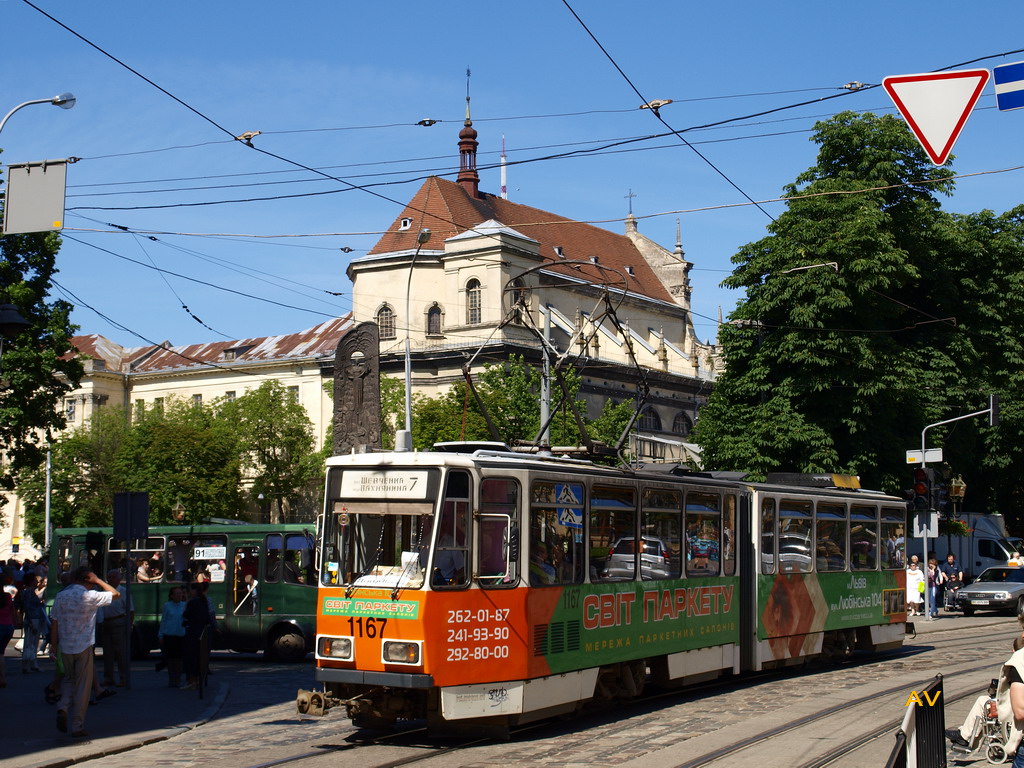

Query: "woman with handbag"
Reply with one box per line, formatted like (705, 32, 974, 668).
(906, 561, 926, 616)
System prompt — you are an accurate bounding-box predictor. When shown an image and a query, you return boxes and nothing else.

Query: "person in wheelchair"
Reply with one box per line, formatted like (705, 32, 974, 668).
(947, 633, 1024, 764)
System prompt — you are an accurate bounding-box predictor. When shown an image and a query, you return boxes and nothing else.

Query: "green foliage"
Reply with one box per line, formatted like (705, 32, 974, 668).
(411, 355, 617, 452)
(113, 398, 243, 525)
(694, 111, 1024, 523)
(0, 226, 83, 523)
(18, 400, 244, 541)
(216, 380, 319, 519)
(379, 375, 405, 450)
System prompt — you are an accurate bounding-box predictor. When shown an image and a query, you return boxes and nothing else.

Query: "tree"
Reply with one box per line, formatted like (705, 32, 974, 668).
(692, 111, 1001, 493)
(18, 406, 132, 542)
(0, 224, 83, 524)
(216, 380, 319, 521)
(113, 398, 243, 524)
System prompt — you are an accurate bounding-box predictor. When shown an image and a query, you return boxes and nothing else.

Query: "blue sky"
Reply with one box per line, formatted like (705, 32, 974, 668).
(2, 1, 1023, 350)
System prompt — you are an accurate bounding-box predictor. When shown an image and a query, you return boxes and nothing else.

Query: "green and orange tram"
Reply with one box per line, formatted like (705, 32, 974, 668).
(301, 443, 906, 731)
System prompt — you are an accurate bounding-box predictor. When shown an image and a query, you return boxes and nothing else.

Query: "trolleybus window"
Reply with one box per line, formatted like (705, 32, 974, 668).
(880, 507, 905, 569)
(266, 533, 316, 585)
(477, 477, 519, 588)
(431, 471, 471, 589)
(591, 485, 637, 582)
(850, 505, 878, 570)
(815, 503, 848, 572)
(108, 537, 166, 583)
(641, 488, 682, 580)
(529, 480, 584, 586)
(166, 535, 228, 583)
(685, 492, 721, 577)
(56, 536, 74, 577)
(723, 495, 737, 576)
(761, 499, 776, 575)
(779, 499, 812, 573)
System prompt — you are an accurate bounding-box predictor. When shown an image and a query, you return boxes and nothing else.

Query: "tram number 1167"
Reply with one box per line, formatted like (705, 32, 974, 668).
(346, 616, 388, 637)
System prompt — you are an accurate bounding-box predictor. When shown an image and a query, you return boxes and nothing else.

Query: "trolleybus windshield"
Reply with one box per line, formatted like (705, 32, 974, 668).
(322, 467, 441, 589)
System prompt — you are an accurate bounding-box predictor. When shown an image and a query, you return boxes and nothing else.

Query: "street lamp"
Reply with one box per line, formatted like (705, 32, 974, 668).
(948, 475, 967, 519)
(397, 228, 431, 452)
(0, 93, 76, 137)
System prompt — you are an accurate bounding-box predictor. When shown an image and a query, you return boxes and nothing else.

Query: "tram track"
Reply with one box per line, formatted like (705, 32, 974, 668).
(670, 660, 999, 768)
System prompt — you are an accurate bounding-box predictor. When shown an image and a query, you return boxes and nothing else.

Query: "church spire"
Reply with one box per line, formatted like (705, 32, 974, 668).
(457, 68, 480, 198)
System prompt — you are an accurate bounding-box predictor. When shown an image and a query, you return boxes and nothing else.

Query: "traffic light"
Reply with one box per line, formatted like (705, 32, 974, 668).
(912, 468, 930, 510)
(931, 472, 948, 514)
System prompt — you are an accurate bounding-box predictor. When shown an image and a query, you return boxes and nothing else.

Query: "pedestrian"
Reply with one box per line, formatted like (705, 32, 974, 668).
(927, 559, 945, 619)
(99, 570, 134, 687)
(181, 582, 211, 690)
(946, 629, 1024, 752)
(20, 573, 47, 673)
(50, 566, 122, 738)
(0, 587, 15, 688)
(940, 552, 964, 611)
(906, 561, 925, 616)
(157, 586, 186, 687)
(1011, 552, 1023, 567)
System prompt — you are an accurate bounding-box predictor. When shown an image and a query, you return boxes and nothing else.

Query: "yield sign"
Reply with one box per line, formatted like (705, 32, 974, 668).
(882, 69, 990, 165)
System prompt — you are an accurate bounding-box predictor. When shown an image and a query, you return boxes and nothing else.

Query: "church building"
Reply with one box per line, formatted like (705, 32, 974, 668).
(348, 109, 720, 460)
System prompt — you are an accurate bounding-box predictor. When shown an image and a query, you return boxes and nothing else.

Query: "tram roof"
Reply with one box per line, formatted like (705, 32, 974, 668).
(324, 448, 902, 502)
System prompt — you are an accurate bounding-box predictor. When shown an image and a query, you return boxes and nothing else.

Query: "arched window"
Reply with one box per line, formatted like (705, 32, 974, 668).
(376, 304, 396, 339)
(672, 411, 692, 437)
(466, 279, 482, 325)
(427, 304, 443, 335)
(638, 407, 661, 432)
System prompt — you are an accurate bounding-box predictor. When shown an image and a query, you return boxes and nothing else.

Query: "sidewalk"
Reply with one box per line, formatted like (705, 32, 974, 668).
(1, 639, 228, 768)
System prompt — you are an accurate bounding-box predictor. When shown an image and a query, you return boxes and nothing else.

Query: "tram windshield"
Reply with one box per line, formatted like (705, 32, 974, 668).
(321, 467, 441, 589)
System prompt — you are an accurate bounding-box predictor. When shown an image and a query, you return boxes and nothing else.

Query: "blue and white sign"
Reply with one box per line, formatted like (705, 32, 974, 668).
(994, 61, 1024, 111)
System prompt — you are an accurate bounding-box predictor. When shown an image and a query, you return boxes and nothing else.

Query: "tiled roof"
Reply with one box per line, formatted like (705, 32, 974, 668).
(368, 177, 675, 304)
(71, 315, 353, 374)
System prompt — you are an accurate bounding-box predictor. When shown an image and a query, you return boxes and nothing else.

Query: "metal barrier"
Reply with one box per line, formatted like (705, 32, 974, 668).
(884, 674, 946, 768)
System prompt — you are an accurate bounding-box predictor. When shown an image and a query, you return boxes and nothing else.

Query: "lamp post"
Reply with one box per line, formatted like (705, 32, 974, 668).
(0, 93, 76, 137)
(948, 475, 966, 519)
(397, 229, 431, 452)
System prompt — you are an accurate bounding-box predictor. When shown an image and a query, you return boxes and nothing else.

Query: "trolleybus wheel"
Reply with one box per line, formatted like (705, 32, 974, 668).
(269, 629, 306, 662)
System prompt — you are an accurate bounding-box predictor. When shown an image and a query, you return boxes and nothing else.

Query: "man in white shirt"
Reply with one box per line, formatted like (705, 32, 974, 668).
(51, 567, 121, 738)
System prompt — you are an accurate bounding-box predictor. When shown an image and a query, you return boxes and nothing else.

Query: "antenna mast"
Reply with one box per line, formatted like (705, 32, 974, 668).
(501, 135, 508, 200)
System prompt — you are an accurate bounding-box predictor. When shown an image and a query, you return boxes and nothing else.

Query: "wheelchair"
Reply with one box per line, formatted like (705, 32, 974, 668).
(962, 679, 1016, 764)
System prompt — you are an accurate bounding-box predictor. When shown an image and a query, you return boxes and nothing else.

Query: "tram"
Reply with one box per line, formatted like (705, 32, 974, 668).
(299, 443, 906, 732)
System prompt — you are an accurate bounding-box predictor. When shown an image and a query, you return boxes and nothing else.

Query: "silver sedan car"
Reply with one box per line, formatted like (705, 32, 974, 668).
(957, 566, 1024, 616)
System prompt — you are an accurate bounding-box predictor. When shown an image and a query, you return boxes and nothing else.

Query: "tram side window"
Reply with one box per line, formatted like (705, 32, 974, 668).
(723, 495, 737, 576)
(432, 470, 471, 589)
(880, 507, 906, 569)
(478, 478, 519, 588)
(641, 488, 682, 580)
(166, 535, 228, 583)
(686, 492, 721, 577)
(850, 505, 879, 570)
(591, 486, 637, 582)
(530, 480, 584, 586)
(779, 499, 812, 574)
(816, 503, 848, 572)
(761, 499, 776, 575)
(107, 537, 166, 583)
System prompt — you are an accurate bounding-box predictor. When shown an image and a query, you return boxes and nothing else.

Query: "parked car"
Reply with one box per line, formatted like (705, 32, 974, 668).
(957, 566, 1024, 616)
(602, 536, 674, 580)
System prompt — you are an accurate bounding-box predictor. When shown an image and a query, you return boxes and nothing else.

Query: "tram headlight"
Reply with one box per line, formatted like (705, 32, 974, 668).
(382, 640, 421, 665)
(317, 636, 353, 660)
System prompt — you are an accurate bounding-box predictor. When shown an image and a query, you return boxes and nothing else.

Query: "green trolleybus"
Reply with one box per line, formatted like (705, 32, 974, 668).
(46, 523, 318, 661)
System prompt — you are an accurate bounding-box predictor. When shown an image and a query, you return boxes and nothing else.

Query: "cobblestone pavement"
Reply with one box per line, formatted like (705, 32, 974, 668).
(5, 615, 1016, 768)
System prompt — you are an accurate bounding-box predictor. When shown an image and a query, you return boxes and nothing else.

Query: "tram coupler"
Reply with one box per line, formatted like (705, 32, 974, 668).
(296, 688, 341, 717)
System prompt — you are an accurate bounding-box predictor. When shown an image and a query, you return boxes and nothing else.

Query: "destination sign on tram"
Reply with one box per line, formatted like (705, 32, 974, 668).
(339, 470, 431, 499)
